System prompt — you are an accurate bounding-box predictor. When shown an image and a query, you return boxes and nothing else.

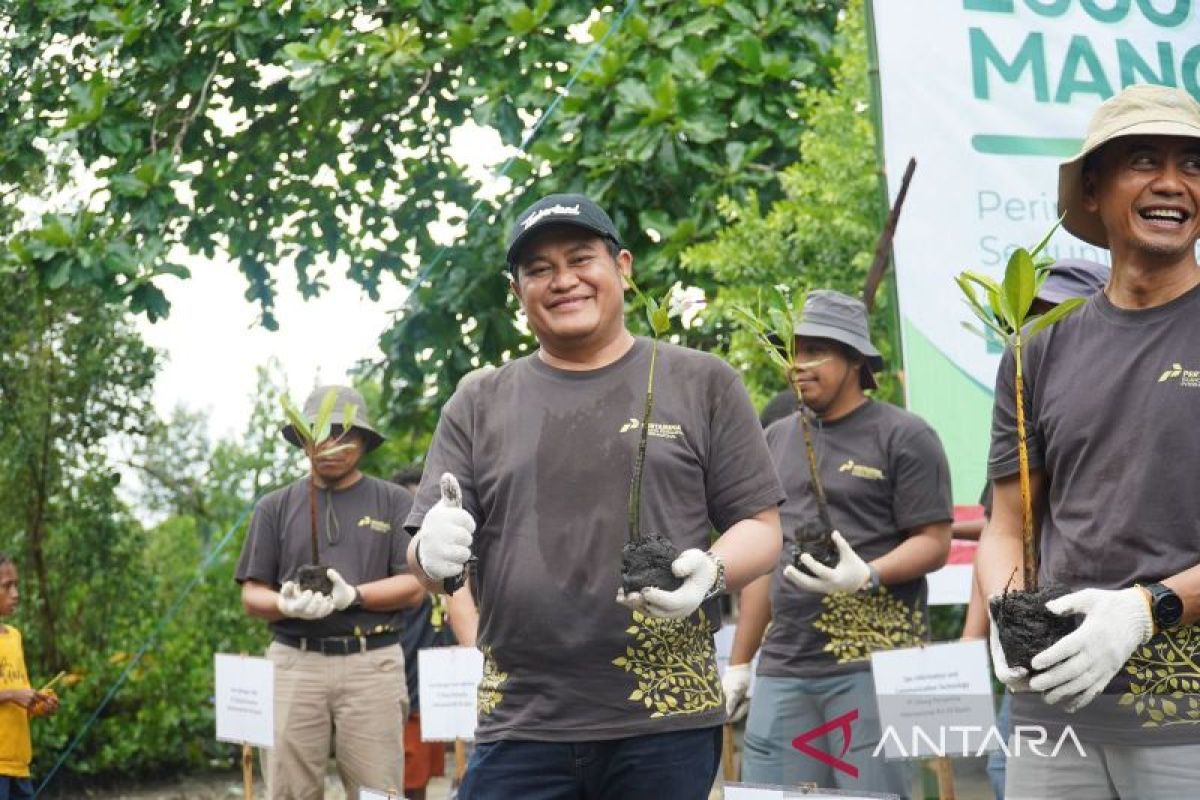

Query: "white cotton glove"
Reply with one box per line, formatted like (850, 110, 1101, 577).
(1028, 587, 1154, 713)
(326, 568, 358, 611)
(723, 663, 752, 723)
(617, 548, 718, 620)
(782, 531, 871, 594)
(413, 473, 476, 582)
(988, 603, 1031, 692)
(276, 581, 337, 620)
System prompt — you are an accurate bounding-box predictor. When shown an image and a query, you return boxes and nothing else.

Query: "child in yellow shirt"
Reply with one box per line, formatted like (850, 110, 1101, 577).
(0, 554, 58, 800)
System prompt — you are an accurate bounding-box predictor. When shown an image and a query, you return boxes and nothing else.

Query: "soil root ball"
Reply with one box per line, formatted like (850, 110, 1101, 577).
(296, 564, 334, 596)
(990, 585, 1078, 673)
(621, 532, 684, 594)
(791, 519, 838, 576)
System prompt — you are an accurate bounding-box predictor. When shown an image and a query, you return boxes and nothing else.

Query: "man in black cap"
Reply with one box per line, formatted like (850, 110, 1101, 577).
(978, 84, 1200, 798)
(403, 193, 785, 798)
(236, 385, 424, 799)
(723, 289, 953, 794)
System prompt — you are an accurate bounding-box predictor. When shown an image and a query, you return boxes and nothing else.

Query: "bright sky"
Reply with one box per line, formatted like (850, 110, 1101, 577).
(136, 122, 513, 441)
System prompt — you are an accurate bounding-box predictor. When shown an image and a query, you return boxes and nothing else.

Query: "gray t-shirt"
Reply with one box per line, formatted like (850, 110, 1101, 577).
(758, 400, 952, 678)
(989, 284, 1200, 744)
(236, 475, 413, 640)
(406, 338, 785, 742)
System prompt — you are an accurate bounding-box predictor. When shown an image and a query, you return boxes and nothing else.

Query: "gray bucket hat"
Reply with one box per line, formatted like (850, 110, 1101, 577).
(281, 385, 385, 453)
(1058, 84, 1200, 247)
(1038, 258, 1110, 305)
(794, 290, 884, 390)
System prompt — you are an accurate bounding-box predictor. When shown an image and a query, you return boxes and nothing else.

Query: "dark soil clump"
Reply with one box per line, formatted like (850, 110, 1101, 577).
(791, 519, 838, 576)
(621, 532, 684, 594)
(295, 564, 334, 596)
(990, 585, 1077, 672)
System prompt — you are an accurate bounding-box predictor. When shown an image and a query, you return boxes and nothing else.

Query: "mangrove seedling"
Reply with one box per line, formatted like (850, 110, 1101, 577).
(732, 289, 838, 575)
(281, 388, 359, 596)
(956, 221, 1084, 670)
(619, 276, 684, 594)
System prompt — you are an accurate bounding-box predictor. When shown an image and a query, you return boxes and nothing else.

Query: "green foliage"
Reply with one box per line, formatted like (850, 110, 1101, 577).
(682, 0, 897, 407)
(956, 220, 1085, 347)
(2, 0, 845, 432)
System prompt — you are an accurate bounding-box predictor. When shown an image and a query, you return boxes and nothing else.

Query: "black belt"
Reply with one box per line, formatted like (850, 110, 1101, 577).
(274, 631, 400, 656)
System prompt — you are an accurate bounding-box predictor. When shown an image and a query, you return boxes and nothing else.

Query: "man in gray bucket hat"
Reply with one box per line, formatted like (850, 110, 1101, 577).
(977, 83, 1200, 799)
(236, 384, 425, 799)
(725, 289, 953, 794)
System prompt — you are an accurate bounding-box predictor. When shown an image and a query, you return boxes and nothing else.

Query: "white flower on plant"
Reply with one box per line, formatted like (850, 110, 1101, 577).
(667, 284, 706, 329)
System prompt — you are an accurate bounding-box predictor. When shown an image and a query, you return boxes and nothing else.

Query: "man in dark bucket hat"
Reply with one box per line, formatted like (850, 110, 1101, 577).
(978, 83, 1200, 799)
(236, 384, 425, 799)
(725, 289, 953, 794)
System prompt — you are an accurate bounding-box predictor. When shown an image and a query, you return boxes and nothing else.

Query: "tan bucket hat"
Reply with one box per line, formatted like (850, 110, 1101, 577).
(1058, 84, 1200, 247)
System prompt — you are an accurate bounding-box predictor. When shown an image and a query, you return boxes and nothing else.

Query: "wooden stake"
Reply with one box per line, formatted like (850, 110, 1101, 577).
(454, 738, 468, 781)
(242, 742, 253, 800)
(721, 722, 737, 780)
(932, 755, 955, 800)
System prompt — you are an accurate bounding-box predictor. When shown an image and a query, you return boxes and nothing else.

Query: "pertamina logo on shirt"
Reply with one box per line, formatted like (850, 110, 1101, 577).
(1157, 363, 1200, 388)
(618, 418, 683, 440)
(838, 459, 885, 481)
(356, 516, 392, 533)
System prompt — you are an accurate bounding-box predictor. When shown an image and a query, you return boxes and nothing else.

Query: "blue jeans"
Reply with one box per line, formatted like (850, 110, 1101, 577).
(743, 671, 911, 798)
(986, 691, 1011, 800)
(0, 777, 34, 800)
(459, 726, 721, 800)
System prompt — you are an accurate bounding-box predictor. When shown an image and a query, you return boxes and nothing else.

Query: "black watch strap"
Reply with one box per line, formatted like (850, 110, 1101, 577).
(1146, 582, 1184, 632)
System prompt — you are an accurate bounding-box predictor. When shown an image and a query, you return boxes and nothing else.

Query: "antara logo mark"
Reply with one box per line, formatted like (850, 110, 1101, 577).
(792, 708, 859, 778)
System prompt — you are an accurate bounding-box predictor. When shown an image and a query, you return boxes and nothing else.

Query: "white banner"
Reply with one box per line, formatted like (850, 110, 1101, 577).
(869, 0, 1200, 499)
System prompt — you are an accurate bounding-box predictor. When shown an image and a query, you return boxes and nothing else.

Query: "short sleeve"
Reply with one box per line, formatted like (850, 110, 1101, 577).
(235, 492, 281, 586)
(889, 423, 953, 532)
(389, 485, 415, 574)
(988, 345, 1043, 480)
(405, 388, 480, 532)
(704, 373, 786, 532)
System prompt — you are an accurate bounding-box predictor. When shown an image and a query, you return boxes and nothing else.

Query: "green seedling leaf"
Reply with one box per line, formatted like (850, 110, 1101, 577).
(1029, 215, 1064, 260)
(649, 299, 671, 336)
(317, 442, 357, 457)
(340, 402, 358, 431)
(281, 396, 313, 444)
(1025, 296, 1085, 340)
(312, 387, 339, 444)
(1004, 248, 1037, 328)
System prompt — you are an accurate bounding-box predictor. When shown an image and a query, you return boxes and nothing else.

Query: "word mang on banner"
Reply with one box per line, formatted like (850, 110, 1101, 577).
(967, 0, 1200, 104)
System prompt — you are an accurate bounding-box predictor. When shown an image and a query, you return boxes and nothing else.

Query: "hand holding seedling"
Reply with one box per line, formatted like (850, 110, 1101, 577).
(28, 689, 59, 718)
(413, 474, 476, 583)
(986, 604, 1031, 692)
(276, 582, 337, 620)
(616, 548, 717, 619)
(722, 663, 752, 723)
(783, 531, 871, 594)
(1027, 587, 1154, 712)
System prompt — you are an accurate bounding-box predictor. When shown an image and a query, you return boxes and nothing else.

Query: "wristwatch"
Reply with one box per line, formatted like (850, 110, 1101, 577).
(1145, 582, 1184, 634)
(703, 551, 727, 600)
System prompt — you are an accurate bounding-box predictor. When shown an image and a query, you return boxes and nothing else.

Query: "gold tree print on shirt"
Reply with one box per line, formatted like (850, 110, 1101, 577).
(813, 589, 926, 663)
(612, 609, 722, 718)
(1120, 624, 1200, 727)
(477, 647, 508, 717)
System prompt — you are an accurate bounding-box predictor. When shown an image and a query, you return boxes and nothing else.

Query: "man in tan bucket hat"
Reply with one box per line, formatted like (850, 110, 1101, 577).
(977, 84, 1200, 798)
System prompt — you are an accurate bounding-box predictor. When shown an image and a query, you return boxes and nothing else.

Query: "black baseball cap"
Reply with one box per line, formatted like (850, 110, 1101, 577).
(505, 193, 622, 270)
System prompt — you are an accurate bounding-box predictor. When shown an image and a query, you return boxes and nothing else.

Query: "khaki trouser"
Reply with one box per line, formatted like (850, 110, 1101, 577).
(263, 640, 407, 800)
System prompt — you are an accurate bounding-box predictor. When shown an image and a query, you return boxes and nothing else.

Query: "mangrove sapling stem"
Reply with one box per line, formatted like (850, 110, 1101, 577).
(308, 471, 320, 564)
(1013, 334, 1037, 592)
(791, 387, 834, 533)
(627, 338, 659, 544)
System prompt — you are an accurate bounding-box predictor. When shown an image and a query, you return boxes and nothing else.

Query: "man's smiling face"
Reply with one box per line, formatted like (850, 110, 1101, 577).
(1084, 135, 1200, 262)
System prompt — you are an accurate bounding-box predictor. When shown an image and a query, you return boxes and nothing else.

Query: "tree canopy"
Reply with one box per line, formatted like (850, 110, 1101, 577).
(3, 0, 844, 429)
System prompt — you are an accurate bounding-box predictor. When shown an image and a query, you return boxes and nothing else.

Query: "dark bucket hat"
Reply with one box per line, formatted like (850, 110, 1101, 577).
(1037, 258, 1110, 305)
(794, 290, 884, 390)
(506, 193, 622, 270)
(281, 385, 385, 453)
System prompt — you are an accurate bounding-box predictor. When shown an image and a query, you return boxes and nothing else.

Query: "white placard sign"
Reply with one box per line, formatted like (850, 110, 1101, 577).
(870, 639, 997, 760)
(214, 653, 274, 748)
(358, 789, 397, 800)
(418, 646, 484, 742)
(725, 785, 895, 799)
